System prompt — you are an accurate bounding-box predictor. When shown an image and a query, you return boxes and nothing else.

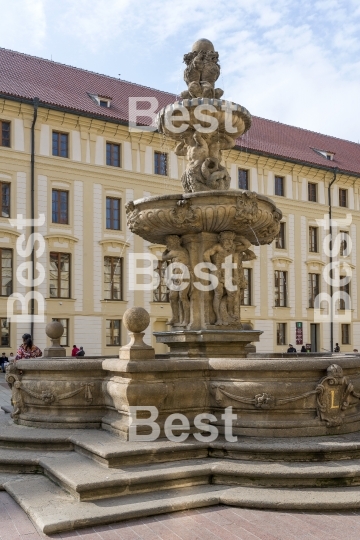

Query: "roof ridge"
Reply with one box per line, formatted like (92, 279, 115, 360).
(250, 115, 360, 148)
(0, 47, 176, 99)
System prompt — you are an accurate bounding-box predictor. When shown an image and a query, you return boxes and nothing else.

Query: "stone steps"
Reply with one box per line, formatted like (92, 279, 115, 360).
(6, 472, 360, 535)
(3, 476, 228, 535)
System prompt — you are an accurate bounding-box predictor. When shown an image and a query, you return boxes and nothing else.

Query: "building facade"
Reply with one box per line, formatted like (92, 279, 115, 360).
(0, 48, 360, 354)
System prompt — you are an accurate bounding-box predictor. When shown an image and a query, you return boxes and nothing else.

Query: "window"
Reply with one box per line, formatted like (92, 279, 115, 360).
(154, 152, 168, 175)
(309, 227, 318, 253)
(52, 318, 69, 346)
(238, 169, 249, 190)
(106, 197, 121, 230)
(0, 182, 10, 218)
(49, 252, 70, 298)
(0, 121, 10, 147)
(240, 268, 252, 306)
(341, 324, 350, 345)
(339, 282, 350, 310)
(308, 273, 320, 308)
(0, 319, 10, 347)
(106, 143, 121, 167)
(339, 188, 347, 208)
(52, 189, 69, 224)
(339, 231, 349, 256)
(106, 319, 121, 346)
(313, 149, 334, 161)
(274, 271, 287, 307)
(153, 260, 169, 302)
(277, 323, 286, 345)
(0, 249, 12, 296)
(104, 256, 123, 300)
(275, 176, 284, 196)
(52, 132, 69, 158)
(275, 222, 286, 249)
(308, 183, 317, 202)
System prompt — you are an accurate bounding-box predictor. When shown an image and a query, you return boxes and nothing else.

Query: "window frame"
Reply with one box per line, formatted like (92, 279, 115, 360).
(308, 273, 320, 308)
(0, 121, 10, 148)
(309, 226, 318, 253)
(52, 318, 69, 347)
(153, 260, 170, 302)
(106, 197, 121, 230)
(106, 319, 121, 346)
(0, 318, 10, 347)
(277, 322, 287, 345)
(274, 176, 285, 197)
(238, 169, 249, 190)
(339, 188, 348, 208)
(240, 267, 252, 306)
(275, 222, 286, 249)
(49, 252, 71, 299)
(339, 231, 349, 256)
(106, 142, 121, 167)
(274, 270, 287, 307)
(154, 151, 168, 176)
(339, 281, 350, 310)
(0, 248, 13, 297)
(308, 182, 317, 202)
(104, 256, 123, 301)
(52, 189, 69, 224)
(341, 323, 350, 345)
(0, 182, 10, 218)
(52, 131, 69, 158)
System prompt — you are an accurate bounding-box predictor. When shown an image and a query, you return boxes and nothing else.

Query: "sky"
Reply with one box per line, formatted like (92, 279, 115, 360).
(1, 0, 360, 143)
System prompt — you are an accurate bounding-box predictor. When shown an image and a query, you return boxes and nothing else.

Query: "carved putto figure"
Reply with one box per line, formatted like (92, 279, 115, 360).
(181, 38, 224, 100)
(175, 131, 232, 193)
(204, 232, 256, 326)
(162, 235, 191, 327)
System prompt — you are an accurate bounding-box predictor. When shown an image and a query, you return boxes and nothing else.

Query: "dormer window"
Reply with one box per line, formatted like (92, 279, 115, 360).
(99, 98, 111, 108)
(88, 93, 111, 108)
(312, 148, 334, 161)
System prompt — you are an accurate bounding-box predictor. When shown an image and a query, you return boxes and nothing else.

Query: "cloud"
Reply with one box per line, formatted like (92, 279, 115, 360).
(0, 0, 46, 51)
(1, 0, 360, 142)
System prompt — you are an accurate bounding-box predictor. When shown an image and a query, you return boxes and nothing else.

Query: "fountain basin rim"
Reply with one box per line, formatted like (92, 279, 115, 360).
(130, 189, 281, 215)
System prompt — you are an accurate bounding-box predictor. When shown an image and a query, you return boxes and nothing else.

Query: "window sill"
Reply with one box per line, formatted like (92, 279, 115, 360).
(101, 299, 127, 303)
(46, 297, 76, 302)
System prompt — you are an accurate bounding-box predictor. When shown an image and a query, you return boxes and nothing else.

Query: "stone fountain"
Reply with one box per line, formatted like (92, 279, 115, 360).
(126, 38, 282, 358)
(3, 40, 360, 534)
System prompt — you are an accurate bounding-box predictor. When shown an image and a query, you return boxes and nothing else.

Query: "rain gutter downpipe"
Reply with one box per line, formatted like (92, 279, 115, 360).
(30, 98, 39, 338)
(328, 167, 338, 353)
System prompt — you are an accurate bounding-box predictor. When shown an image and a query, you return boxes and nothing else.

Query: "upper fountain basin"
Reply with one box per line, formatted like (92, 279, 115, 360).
(157, 98, 252, 141)
(126, 190, 282, 245)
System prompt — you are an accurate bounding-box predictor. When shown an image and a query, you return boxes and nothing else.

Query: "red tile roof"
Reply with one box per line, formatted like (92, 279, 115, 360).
(1, 47, 359, 177)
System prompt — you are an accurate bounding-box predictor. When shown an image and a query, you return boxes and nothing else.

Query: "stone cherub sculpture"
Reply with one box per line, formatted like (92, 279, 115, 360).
(162, 235, 191, 327)
(175, 131, 233, 193)
(180, 38, 224, 100)
(204, 231, 256, 326)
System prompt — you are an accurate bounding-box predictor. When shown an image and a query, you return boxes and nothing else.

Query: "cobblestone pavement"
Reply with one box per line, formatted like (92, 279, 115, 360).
(1, 374, 360, 540)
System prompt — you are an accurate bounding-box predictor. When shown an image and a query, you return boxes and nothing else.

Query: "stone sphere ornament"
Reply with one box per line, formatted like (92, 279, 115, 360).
(45, 320, 64, 340)
(123, 307, 150, 334)
(191, 38, 214, 52)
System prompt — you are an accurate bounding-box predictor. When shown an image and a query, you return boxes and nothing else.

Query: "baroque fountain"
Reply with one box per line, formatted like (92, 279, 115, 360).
(126, 38, 282, 357)
(3, 40, 360, 535)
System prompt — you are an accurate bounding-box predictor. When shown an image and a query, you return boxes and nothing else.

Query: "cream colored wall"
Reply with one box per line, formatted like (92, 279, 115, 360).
(0, 100, 359, 354)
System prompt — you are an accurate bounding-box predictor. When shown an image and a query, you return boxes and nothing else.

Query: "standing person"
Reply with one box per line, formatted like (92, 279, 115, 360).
(287, 344, 297, 353)
(0, 352, 8, 373)
(334, 343, 340, 353)
(15, 334, 42, 360)
(76, 346, 85, 357)
(71, 345, 79, 357)
(9, 353, 14, 362)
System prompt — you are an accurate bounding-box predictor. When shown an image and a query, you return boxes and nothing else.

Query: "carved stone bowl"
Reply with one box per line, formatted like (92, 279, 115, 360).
(157, 98, 252, 141)
(126, 190, 282, 245)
